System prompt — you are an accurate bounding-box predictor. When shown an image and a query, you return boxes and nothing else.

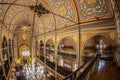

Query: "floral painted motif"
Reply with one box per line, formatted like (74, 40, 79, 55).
(78, 0, 113, 22)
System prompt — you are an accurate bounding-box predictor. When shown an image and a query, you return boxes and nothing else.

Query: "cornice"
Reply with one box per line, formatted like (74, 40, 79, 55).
(36, 18, 116, 37)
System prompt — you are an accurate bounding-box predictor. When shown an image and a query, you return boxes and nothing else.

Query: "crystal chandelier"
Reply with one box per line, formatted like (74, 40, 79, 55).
(22, 58, 46, 80)
(22, 50, 30, 57)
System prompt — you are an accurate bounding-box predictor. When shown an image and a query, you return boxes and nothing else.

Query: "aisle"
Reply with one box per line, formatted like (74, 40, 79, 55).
(89, 60, 120, 80)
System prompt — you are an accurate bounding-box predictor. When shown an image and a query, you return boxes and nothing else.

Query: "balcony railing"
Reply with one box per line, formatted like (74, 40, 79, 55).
(63, 53, 99, 80)
(39, 53, 99, 80)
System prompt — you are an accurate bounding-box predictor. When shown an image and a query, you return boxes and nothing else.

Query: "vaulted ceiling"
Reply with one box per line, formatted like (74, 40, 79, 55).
(0, 0, 113, 36)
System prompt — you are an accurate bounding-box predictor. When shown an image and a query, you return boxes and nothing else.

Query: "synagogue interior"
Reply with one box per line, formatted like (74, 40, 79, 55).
(0, 0, 120, 80)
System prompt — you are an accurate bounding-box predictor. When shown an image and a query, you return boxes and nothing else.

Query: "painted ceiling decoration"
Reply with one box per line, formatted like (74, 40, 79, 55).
(0, 5, 3, 19)
(34, 16, 45, 35)
(78, 0, 113, 22)
(47, 0, 77, 29)
(0, 0, 113, 36)
(43, 13, 55, 33)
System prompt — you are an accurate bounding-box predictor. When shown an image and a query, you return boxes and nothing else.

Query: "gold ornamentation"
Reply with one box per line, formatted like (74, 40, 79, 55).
(59, 6, 67, 15)
(85, 0, 96, 5)
(82, 9, 87, 16)
(46, 17, 50, 24)
(22, 33, 27, 40)
(101, 5, 107, 12)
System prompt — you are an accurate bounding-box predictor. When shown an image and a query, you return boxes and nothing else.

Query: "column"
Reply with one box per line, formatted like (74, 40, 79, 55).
(44, 36, 46, 64)
(13, 35, 18, 59)
(0, 25, 7, 80)
(55, 31, 58, 79)
(38, 41, 40, 57)
(7, 33, 10, 66)
(111, 0, 120, 66)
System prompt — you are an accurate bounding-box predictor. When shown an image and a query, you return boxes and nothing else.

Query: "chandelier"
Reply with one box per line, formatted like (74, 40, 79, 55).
(22, 50, 30, 57)
(22, 58, 46, 80)
(29, 3, 50, 17)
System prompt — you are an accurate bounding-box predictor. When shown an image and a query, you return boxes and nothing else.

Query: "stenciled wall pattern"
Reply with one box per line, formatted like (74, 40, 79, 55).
(43, 13, 55, 33)
(47, 0, 77, 29)
(80, 30, 116, 53)
(77, 0, 113, 22)
(0, 0, 114, 35)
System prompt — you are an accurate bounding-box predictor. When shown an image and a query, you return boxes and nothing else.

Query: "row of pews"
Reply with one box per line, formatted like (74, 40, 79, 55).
(46, 58, 55, 70)
(57, 66, 72, 76)
(39, 55, 72, 77)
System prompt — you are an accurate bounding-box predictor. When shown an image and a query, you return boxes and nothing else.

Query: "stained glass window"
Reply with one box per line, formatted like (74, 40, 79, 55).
(96, 39, 107, 54)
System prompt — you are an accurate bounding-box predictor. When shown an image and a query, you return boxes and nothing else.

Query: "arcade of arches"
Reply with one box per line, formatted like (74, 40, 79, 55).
(0, 0, 120, 80)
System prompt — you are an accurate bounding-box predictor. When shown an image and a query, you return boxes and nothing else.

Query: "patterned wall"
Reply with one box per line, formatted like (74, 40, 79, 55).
(57, 33, 78, 47)
(77, 0, 113, 22)
(43, 0, 77, 29)
(17, 27, 31, 52)
(0, 5, 3, 20)
(0, 0, 114, 35)
(43, 13, 55, 33)
(80, 30, 116, 53)
(41, 0, 113, 31)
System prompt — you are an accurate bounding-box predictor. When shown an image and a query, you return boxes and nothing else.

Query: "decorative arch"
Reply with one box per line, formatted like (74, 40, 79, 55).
(46, 38, 55, 47)
(19, 44, 30, 58)
(58, 36, 77, 50)
(9, 9, 32, 32)
(2, 0, 57, 35)
(40, 40, 44, 46)
(81, 33, 115, 62)
(81, 33, 114, 54)
(57, 36, 77, 71)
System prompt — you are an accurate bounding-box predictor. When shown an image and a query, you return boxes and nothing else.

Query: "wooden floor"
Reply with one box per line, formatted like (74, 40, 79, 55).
(89, 60, 120, 80)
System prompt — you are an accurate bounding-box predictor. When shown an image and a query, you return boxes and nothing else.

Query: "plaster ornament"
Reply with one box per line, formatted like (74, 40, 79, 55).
(22, 33, 27, 40)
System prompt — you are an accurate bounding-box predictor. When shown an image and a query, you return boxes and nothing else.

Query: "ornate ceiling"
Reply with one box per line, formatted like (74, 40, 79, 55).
(0, 0, 113, 36)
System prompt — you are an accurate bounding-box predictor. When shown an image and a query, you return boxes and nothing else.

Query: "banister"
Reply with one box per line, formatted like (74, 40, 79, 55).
(63, 53, 99, 80)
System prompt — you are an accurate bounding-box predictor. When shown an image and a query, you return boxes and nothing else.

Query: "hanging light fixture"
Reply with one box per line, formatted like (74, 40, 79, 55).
(22, 58, 46, 80)
(29, 3, 50, 17)
(21, 11, 46, 79)
(22, 49, 30, 57)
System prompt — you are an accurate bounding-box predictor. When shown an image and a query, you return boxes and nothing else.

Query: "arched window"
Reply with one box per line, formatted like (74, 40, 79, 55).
(96, 39, 107, 54)
(2, 36, 9, 76)
(8, 39, 12, 63)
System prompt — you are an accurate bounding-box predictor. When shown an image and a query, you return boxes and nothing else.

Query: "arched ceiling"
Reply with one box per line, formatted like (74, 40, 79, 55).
(0, 0, 113, 36)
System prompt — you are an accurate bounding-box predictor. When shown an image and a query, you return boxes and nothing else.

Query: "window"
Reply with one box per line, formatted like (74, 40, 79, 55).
(96, 39, 107, 54)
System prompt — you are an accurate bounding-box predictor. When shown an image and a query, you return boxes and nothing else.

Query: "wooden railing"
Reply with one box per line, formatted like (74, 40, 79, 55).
(36, 57, 65, 79)
(39, 53, 99, 80)
(39, 55, 72, 77)
(63, 53, 99, 80)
